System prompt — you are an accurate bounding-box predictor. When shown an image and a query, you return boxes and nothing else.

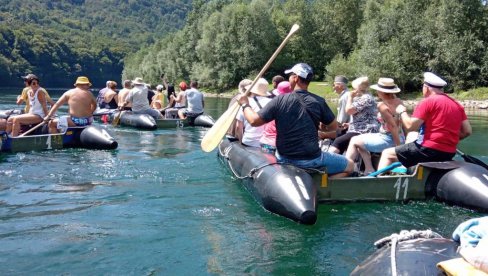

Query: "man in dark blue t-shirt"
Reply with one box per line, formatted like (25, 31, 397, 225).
(237, 63, 353, 178)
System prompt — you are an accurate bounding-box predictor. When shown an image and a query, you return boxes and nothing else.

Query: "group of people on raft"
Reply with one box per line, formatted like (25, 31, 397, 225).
(0, 74, 206, 137)
(95, 76, 205, 121)
(233, 63, 472, 178)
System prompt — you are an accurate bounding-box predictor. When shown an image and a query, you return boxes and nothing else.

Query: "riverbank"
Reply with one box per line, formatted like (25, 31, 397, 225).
(202, 82, 488, 109)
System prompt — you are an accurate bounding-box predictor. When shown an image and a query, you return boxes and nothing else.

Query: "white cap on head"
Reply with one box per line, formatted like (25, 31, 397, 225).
(424, 72, 447, 88)
(284, 63, 313, 79)
(156, 84, 164, 91)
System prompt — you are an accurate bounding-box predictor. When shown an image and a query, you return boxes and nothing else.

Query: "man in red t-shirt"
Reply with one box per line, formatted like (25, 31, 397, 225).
(377, 72, 472, 170)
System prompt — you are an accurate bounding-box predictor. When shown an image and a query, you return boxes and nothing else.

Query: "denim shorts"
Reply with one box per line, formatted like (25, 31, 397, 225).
(363, 133, 404, 153)
(276, 151, 348, 174)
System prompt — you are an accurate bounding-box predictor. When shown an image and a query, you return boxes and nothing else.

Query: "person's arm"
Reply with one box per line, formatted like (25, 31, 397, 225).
(42, 89, 55, 106)
(237, 95, 266, 127)
(38, 90, 49, 118)
(345, 90, 358, 115)
(17, 90, 27, 105)
(459, 120, 472, 140)
(44, 93, 68, 120)
(90, 95, 97, 113)
(318, 121, 339, 139)
(395, 104, 423, 131)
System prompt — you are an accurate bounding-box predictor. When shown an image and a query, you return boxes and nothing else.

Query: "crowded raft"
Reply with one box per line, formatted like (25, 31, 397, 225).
(215, 63, 488, 224)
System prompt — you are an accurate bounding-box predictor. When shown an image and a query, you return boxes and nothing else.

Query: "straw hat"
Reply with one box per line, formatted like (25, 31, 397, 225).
(352, 76, 369, 89)
(244, 78, 269, 96)
(370, 78, 401, 93)
(74, 76, 92, 86)
(132, 77, 145, 85)
(238, 79, 252, 94)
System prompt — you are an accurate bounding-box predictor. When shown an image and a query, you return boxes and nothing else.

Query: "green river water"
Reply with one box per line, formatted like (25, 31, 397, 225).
(0, 88, 487, 275)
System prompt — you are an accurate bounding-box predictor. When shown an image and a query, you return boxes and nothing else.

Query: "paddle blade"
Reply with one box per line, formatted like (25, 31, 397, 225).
(201, 102, 240, 152)
(112, 111, 122, 127)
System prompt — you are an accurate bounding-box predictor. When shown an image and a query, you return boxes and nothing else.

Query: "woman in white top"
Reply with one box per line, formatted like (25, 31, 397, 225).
(6, 77, 49, 137)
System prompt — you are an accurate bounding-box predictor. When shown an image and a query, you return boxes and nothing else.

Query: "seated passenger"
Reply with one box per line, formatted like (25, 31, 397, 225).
(151, 85, 165, 110)
(120, 77, 163, 120)
(259, 81, 292, 153)
(235, 78, 272, 147)
(345, 78, 405, 175)
(100, 81, 118, 109)
(178, 81, 204, 120)
(237, 63, 353, 178)
(6, 76, 48, 137)
(44, 76, 97, 134)
(118, 80, 132, 111)
(328, 76, 379, 154)
(377, 72, 471, 171)
(173, 81, 187, 108)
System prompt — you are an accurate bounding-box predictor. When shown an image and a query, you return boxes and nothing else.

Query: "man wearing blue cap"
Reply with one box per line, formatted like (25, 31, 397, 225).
(377, 72, 472, 170)
(237, 63, 354, 178)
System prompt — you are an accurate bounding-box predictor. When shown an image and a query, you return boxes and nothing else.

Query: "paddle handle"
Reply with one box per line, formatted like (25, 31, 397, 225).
(242, 24, 300, 98)
(200, 24, 300, 152)
(18, 121, 46, 137)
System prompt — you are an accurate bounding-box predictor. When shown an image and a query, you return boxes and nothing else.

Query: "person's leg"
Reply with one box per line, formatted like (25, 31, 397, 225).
(5, 117, 14, 134)
(345, 135, 363, 163)
(358, 147, 374, 174)
(178, 109, 186, 119)
(11, 114, 42, 137)
(320, 151, 354, 178)
(377, 147, 398, 171)
(0, 119, 6, 131)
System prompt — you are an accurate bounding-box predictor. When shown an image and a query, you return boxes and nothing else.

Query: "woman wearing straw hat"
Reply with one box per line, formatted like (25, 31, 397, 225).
(328, 76, 379, 155)
(345, 78, 405, 175)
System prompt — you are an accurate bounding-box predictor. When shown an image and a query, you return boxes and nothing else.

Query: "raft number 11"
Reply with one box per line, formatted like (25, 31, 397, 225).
(394, 178, 409, 200)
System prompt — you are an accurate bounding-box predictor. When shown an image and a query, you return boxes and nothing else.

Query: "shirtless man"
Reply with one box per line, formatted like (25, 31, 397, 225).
(118, 80, 132, 110)
(44, 76, 97, 133)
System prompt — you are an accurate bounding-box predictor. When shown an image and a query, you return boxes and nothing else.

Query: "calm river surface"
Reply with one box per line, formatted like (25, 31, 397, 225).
(0, 88, 487, 275)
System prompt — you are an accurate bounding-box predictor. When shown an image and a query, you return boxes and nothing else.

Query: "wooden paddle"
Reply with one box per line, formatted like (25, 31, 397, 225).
(112, 110, 122, 126)
(200, 24, 300, 152)
(457, 148, 488, 170)
(18, 121, 46, 137)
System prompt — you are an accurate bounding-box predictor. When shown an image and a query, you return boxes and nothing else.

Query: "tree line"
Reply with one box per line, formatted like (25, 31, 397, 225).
(123, 0, 488, 93)
(0, 0, 191, 87)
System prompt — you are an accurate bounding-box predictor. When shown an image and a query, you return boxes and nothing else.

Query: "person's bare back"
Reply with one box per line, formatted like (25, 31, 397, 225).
(65, 88, 97, 117)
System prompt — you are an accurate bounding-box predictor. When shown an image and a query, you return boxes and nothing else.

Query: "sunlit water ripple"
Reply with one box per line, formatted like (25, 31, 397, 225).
(0, 88, 487, 274)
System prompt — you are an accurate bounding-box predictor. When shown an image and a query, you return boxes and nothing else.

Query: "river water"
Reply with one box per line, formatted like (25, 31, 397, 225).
(0, 88, 487, 275)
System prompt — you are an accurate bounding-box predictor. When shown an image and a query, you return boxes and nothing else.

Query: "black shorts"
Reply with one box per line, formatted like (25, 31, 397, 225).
(395, 142, 455, 167)
(331, 132, 359, 154)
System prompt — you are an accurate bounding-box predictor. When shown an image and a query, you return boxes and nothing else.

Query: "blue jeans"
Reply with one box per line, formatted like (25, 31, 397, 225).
(276, 151, 348, 174)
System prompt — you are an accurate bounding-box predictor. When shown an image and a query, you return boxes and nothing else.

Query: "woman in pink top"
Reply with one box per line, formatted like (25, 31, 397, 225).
(259, 81, 292, 154)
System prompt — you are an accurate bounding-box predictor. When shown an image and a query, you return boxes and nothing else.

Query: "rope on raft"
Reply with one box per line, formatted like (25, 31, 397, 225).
(374, 229, 444, 276)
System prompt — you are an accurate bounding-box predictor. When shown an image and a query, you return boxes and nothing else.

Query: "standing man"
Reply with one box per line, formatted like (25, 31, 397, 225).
(319, 75, 350, 140)
(178, 81, 204, 119)
(17, 74, 55, 112)
(120, 77, 162, 120)
(377, 72, 472, 170)
(44, 76, 97, 133)
(237, 63, 353, 178)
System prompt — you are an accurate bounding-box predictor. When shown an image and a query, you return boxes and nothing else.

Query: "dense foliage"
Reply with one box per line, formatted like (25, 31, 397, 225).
(0, 0, 191, 87)
(125, 0, 488, 92)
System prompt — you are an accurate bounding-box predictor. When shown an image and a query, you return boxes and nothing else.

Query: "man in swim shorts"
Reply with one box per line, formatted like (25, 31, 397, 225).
(44, 76, 97, 133)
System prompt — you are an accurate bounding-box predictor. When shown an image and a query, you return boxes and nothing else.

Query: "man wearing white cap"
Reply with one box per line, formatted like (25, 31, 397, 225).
(237, 63, 354, 178)
(377, 72, 472, 170)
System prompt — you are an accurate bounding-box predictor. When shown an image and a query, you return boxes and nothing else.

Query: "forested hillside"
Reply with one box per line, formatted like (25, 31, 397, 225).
(0, 0, 191, 87)
(124, 0, 488, 92)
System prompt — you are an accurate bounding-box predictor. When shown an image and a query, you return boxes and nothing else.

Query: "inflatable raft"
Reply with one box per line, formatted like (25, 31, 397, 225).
(218, 139, 488, 224)
(351, 232, 460, 275)
(0, 126, 118, 152)
(94, 109, 215, 129)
